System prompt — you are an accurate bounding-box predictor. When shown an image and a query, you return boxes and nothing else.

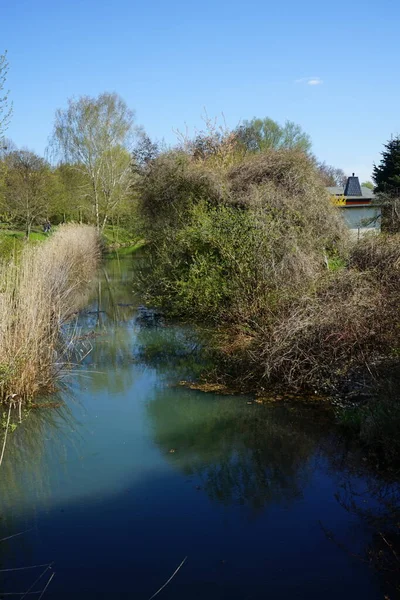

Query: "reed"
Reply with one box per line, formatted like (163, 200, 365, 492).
(0, 224, 101, 404)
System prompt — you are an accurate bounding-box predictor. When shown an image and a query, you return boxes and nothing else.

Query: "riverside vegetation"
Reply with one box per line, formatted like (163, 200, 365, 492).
(0, 224, 100, 406)
(0, 54, 399, 465)
(134, 123, 400, 467)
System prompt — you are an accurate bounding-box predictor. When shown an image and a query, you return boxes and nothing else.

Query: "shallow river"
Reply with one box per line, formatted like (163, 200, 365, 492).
(0, 256, 395, 599)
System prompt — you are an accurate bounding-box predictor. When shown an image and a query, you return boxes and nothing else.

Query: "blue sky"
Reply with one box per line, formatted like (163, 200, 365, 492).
(2, 0, 399, 181)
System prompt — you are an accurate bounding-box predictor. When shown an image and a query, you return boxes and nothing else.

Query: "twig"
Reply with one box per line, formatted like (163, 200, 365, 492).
(0, 529, 34, 543)
(0, 404, 12, 467)
(0, 564, 52, 572)
(21, 565, 53, 600)
(0, 592, 43, 596)
(37, 572, 55, 600)
(148, 556, 187, 600)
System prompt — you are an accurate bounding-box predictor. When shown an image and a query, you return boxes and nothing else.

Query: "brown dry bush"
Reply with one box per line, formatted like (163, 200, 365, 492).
(225, 236, 400, 393)
(0, 224, 101, 403)
(138, 151, 226, 233)
(350, 233, 400, 278)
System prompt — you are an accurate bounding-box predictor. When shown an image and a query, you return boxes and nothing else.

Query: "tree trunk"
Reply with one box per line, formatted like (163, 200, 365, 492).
(101, 213, 108, 232)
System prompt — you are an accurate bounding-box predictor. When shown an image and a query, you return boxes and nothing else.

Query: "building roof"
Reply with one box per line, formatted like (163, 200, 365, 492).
(327, 186, 345, 195)
(327, 176, 375, 200)
(344, 174, 362, 196)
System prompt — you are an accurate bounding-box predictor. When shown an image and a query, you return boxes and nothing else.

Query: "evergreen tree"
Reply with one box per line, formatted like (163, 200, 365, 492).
(373, 137, 400, 195)
(373, 137, 400, 232)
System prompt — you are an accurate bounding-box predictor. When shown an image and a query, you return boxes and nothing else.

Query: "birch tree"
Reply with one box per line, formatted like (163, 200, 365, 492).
(50, 92, 135, 231)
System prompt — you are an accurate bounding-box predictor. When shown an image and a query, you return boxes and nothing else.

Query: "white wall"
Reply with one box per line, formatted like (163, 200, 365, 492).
(340, 206, 381, 237)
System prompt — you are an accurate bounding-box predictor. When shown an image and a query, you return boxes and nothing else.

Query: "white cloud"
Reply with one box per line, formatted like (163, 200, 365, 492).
(295, 77, 323, 86)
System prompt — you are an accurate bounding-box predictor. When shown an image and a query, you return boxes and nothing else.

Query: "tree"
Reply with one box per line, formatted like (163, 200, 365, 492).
(51, 163, 91, 223)
(132, 131, 160, 169)
(373, 137, 400, 195)
(0, 51, 12, 140)
(317, 161, 347, 186)
(50, 92, 136, 231)
(235, 117, 312, 154)
(373, 137, 400, 232)
(361, 181, 374, 190)
(3, 149, 51, 237)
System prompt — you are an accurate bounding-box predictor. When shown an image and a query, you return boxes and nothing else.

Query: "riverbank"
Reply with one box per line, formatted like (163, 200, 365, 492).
(0, 224, 101, 406)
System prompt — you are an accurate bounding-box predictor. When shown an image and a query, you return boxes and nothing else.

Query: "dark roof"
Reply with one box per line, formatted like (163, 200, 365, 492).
(327, 176, 375, 200)
(360, 186, 374, 198)
(344, 174, 362, 196)
(327, 186, 345, 195)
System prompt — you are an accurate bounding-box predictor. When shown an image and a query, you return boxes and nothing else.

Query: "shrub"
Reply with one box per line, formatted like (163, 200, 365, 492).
(137, 151, 226, 237)
(137, 148, 348, 324)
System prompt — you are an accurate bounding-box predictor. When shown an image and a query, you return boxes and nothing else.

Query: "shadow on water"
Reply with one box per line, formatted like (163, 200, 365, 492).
(0, 254, 398, 599)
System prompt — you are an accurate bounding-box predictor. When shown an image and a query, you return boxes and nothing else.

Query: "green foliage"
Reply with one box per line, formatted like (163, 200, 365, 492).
(50, 92, 136, 231)
(137, 147, 347, 326)
(327, 255, 347, 271)
(1, 150, 53, 236)
(137, 151, 225, 233)
(361, 181, 374, 190)
(235, 117, 312, 154)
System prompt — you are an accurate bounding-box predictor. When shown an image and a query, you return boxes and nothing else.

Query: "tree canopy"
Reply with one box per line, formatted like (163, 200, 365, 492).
(2, 149, 52, 236)
(235, 117, 312, 154)
(51, 92, 136, 230)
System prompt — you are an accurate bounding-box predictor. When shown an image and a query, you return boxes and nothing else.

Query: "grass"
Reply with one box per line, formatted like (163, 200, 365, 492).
(0, 224, 101, 405)
(105, 239, 146, 257)
(102, 224, 143, 249)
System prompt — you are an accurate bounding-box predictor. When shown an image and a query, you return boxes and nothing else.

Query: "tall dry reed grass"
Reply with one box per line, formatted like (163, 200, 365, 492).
(0, 224, 100, 404)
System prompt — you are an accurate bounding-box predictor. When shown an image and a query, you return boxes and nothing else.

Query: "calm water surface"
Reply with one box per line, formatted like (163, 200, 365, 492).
(0, 256, 394, 599)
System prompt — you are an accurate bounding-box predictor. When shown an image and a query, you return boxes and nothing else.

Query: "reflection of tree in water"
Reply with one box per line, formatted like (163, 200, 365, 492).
(148, 391, 334, 510)
(134, 324, 207, 380)
(71, 256, 141, 395)
(0, 400, 75, 528)
(332, 477, 400, 597)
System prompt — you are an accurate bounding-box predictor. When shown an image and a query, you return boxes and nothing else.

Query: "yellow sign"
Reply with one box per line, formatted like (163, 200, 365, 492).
(331, 195, 346, 206)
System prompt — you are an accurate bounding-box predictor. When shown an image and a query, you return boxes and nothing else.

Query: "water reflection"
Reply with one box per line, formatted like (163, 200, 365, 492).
(148, 390, 334, 510)
(0, 401, 75, 526)
(0, 255, 395, 599)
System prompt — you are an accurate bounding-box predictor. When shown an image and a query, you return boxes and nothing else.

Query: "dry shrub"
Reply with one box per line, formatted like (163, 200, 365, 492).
(229, 149, 326, 196)
(138, 151, 226, 232)
(350, 233, 400, 278)
(247, 271, 382, 391)
(228, 150, 348, 248)
(232, 235, 400, 393)
(0, 224, 100, 403)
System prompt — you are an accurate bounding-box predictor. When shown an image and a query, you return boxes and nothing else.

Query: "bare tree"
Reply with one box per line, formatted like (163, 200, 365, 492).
(317, 161, 347, 186)
(50, 92, 135, 231)
(0, 51, 12, 140)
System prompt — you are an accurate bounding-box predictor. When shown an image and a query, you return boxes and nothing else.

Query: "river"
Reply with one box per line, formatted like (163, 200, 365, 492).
(0, 255, 396, 599)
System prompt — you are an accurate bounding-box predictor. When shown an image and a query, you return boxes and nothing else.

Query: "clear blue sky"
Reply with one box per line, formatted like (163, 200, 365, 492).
(2, 0, 399, 181)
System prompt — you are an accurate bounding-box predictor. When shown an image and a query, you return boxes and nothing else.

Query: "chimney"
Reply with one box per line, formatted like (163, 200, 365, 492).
(344, 173, 362, 196)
